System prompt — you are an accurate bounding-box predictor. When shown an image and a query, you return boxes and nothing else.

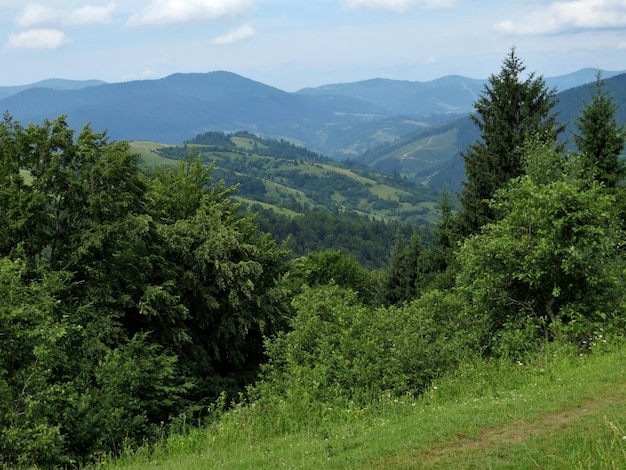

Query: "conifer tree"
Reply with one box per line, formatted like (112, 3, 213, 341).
(380, 232, 424, 305)
(456, 48, 563, 236)
(573, 73, 625, 188)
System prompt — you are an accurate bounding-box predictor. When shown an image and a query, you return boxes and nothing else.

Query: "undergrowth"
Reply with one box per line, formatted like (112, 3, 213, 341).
(104, 337, 626, 469)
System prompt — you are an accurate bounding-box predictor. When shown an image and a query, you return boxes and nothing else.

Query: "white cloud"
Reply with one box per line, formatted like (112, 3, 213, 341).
(127, 0, 253, 27)
(7, 28, 70, 49)
(495, 0, 626, 35)
(343, 0, 456, 12)
(211, 23, 254, 45)
(68, 4, 117, 26)
(15, 4, 56, 28)
(15, 3, 117, 28)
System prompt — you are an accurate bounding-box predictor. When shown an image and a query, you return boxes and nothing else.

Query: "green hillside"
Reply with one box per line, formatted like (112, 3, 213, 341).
(366, 128, 458, 178)
(107, 340, 626, 469)
(130, 132, 440, 226)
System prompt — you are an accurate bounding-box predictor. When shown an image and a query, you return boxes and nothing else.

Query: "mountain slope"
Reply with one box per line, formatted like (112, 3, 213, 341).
(131, 131, 441, 226)
(0, 78, 107, 100)
(1, 69, 621, 158)
(359, 72, 626, 191)
(297, 75, 484, 115)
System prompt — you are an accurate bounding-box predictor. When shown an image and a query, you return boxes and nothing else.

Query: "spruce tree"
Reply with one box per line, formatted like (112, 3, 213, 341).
(456, 48, 563, 236)
(380, 232, 424, 305)
(573, 73, 625, 188)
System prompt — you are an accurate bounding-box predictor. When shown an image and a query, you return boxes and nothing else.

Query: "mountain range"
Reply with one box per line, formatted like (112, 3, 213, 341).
(1, 68, 625, 192)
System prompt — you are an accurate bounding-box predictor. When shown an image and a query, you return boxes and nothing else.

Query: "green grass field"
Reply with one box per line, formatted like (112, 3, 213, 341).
(104, 340, 626, 469)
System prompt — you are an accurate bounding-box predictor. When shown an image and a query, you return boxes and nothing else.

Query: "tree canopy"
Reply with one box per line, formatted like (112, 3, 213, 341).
(573, 73, 626, 187)
(0, 114, 290, 466)
(456, 49, 563, 236)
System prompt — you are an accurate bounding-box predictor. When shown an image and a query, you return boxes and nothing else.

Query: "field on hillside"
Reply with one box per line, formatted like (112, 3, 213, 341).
(130, 138, 441, 226)
(367, 129, 459, 179)
(106, 341, 626, 469)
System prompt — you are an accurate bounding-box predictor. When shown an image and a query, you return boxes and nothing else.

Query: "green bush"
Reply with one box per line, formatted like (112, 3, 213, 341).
(255, 285, 479, 415)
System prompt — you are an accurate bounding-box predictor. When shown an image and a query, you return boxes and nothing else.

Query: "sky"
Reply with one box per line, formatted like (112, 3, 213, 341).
(0, 0, 625, 91)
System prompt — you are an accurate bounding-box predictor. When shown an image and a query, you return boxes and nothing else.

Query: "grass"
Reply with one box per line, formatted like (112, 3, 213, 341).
(129, 141, 176, 167)
(104, 341, 626, 469)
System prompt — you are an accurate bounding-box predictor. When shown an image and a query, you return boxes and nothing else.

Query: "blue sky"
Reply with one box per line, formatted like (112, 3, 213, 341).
(0, 0, 625, 91)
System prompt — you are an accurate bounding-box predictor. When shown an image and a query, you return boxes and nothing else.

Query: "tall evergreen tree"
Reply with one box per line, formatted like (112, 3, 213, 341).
(573, 73, 626, 188)
(456, 48, 563, 236)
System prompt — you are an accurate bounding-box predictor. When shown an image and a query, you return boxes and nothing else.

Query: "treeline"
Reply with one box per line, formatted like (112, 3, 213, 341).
(253, 207, 426, 270)
(186, 130, 329, 162)
(2, 49, 626, 468)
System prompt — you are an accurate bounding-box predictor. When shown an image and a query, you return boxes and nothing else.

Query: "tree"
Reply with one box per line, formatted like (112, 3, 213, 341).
(573, 73, 626, 188)
(379, 232, 425, 305)
(0, 116, 291, 466)
(456, 48, 563, 236)
(0, 258, 69, 467)
(141, 156, 291, 405)
(456, 172, 624, 357)
(289, 249, 372, 297)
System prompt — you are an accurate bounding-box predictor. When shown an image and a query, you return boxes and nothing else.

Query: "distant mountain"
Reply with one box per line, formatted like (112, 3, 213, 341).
(0, 69, 622, 160)
(0, 71, 389, 146)
(296, 69, 624, 116)
(297, 75, 484, 115)
(360, 72, 626, 192)
(0, 78, 107, 100)
(545, 68, 624, 93)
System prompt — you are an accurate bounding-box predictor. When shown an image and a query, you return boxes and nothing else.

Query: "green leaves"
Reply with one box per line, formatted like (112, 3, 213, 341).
(573, 73, 626, 188)
(0, 116, 291, 466)
(259, 284, 476, 407)
(456, 174, 624, 353)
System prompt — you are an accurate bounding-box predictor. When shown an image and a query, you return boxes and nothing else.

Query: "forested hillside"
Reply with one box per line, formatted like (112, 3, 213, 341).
(2, 50, 626, 468)
(1, 69, 620, 163)
(361, 71, 626, 191)
(136, 131, 440, 217)
(131, 132, 436, 268)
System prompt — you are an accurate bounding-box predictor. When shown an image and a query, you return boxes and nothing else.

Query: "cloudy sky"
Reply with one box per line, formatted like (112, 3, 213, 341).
(0, 0, 625, 91)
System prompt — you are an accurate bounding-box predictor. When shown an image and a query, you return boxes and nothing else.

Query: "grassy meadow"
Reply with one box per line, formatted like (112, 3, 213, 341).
(104, 340, 626, 469)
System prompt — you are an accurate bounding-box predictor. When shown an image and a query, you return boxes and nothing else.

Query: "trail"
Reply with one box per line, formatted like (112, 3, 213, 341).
(365, 381, 626, 469)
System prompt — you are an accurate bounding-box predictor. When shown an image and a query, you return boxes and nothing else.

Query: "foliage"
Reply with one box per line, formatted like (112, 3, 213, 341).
(256, 285, 476, 409)
(143, 159, 291, 403)
(456, 49, 563, 236)
(456, 174, 625, 357)
(255, 207, 421, 270)
(0, 115, 290, 466)
(288, 249, 374, 301)
(377, 233, 426, 305)
(0, 258, 68, 467)
(573, 73, 626, 187)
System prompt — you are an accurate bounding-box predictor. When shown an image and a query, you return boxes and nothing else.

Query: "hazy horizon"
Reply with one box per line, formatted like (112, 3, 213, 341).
(1, 1, 626, 91)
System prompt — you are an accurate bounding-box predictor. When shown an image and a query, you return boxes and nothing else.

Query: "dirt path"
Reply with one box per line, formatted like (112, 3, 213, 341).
(367, 381, 626, 469)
